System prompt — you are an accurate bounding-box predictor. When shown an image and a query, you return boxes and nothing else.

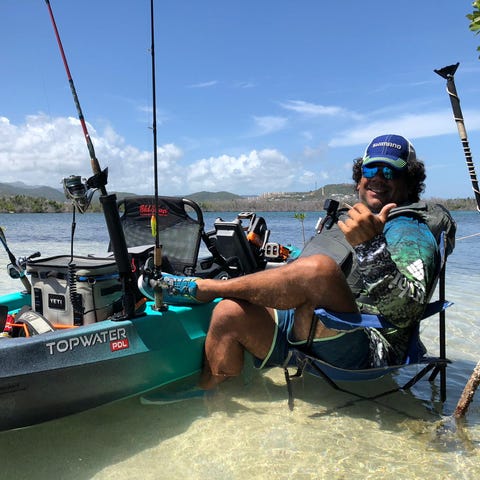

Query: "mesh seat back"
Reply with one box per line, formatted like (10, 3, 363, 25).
(115, 196, 204, 275)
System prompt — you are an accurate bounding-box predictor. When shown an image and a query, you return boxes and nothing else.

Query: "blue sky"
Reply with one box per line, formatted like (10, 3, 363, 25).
(1, 0, 480, 199)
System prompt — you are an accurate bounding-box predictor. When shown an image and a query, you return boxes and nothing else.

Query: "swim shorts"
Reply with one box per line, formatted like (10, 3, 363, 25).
(254, 308, 370, 370)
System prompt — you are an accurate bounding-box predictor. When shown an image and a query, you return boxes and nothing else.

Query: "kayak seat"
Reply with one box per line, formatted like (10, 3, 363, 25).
(113, 196, 206, 276)
(114, 196, 264, 279)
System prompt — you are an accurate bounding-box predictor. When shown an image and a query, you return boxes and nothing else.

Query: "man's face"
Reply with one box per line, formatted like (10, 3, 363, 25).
(357, 163, 409, 213)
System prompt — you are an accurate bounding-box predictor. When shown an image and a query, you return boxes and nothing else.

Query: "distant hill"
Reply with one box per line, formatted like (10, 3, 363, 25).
(317, 183, 354, 196)
(184, 185, 354, 202)
(186, 191, 244, 202)
(0, 181, 137, 204)
(260, 183, 354, 200)
(0, 181, 352, 203)
(0, 181, 65, 202)
(0, 181, 473, 212)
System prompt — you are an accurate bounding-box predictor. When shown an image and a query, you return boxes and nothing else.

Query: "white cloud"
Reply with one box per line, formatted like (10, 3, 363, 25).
(252, 115, 288, 135)
(184, 149, 311, 195)
(0, 114, 315, 196)
(7, 105, 479, 199)
(0, 114, 163, 194)
(280, 100, 362, 120)
(187, 80, 218, 88)
(0, 114, 91, 178)
(329, 109, 480, 147)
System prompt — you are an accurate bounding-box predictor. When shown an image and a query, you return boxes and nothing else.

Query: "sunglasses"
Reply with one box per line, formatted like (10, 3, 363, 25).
(362, 165, 401, 180)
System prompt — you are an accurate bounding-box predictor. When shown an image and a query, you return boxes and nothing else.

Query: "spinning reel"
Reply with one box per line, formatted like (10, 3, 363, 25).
(62, 175, 96, 213)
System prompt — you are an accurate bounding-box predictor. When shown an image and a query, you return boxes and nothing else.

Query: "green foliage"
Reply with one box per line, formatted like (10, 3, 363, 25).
(0, 195, 67, 213)
(0, 193, 477, 214)
(187, 191, 243, 202)
(467, 0, 480, 56)
(294, 212, 306, 245)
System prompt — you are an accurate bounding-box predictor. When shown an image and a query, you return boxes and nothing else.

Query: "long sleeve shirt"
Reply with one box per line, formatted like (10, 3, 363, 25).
(353, 216, 439, 363)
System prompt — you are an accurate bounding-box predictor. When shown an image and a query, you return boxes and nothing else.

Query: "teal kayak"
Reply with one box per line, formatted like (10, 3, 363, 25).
(0, 290, 216, 431)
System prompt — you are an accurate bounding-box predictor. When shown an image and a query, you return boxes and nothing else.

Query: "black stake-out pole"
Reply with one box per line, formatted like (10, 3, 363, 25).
(436, 63, 480, 417)
(435, 63, 480, 211)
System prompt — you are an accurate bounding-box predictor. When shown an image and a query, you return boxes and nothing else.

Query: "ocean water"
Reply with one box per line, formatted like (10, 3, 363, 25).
(0, 210, 479, 479)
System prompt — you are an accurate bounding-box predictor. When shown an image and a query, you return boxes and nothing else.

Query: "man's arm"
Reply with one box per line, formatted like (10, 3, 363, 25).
(353, 217, 438, 326)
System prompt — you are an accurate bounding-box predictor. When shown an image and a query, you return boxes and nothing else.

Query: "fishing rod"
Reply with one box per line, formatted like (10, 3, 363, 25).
(44, 0, 144, 317)
(434, 62, 480, 212)
(0, 227, 34, 294)
(44, 1, 105, 187)
(149, 0, 166, 311)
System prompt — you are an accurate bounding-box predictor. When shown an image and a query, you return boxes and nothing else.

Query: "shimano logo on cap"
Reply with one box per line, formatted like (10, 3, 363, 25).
(372, 142, 402, 150)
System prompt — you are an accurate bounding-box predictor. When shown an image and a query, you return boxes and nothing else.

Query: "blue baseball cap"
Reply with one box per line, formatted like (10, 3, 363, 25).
(362, 134, 416, 170)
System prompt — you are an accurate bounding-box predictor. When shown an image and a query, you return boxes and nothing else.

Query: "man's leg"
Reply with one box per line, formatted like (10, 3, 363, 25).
(196, 254, 355, 310)
(199, 299, 275, 389)
(198, 254, 358, 389)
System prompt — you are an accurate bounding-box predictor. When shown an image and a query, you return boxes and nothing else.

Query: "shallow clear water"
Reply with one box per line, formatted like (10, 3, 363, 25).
(0, 210, 479, 479)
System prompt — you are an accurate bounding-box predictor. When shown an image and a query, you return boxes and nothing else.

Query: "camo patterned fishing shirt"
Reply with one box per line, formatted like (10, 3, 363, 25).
(353, 216, 439, 365)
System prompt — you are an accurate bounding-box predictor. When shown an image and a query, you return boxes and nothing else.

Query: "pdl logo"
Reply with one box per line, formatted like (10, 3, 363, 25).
(110, 338, 130, 352)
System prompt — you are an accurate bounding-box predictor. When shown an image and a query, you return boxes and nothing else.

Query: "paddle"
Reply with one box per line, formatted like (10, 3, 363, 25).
(0, 226, 31, 294)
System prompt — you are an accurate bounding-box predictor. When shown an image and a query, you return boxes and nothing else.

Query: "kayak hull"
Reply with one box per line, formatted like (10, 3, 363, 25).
(0, 292, 215, 431)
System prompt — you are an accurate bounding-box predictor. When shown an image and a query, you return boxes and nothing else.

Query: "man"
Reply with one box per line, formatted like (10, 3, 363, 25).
(144, 134, 451, 392)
